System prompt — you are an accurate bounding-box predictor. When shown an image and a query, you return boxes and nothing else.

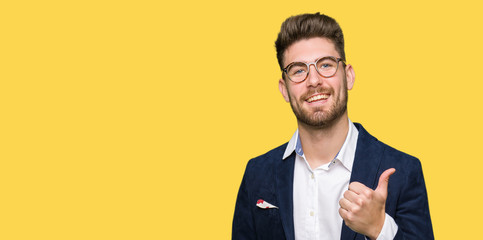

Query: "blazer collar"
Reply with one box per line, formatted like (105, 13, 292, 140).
(341, 123, 384, 240)
(276, 152, 296, 240)
(350, 123, 384, 187)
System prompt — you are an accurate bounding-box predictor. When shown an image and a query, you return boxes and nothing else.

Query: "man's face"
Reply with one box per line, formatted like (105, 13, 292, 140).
(279, 37, 355, 129)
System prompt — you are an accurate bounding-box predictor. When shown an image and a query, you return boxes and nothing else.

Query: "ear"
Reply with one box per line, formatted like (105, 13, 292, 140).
(345, 64, 355, 90)
(279, 78, 290, 102)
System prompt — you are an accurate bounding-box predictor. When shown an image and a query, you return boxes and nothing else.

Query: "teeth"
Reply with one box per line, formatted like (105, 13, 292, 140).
(307, 94, 329, 103)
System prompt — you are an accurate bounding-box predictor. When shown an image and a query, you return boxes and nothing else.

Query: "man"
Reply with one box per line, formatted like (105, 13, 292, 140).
(232, 13, 433, 240)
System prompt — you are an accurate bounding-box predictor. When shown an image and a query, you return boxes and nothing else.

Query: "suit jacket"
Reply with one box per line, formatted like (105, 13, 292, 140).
(233, 123, 434, 239)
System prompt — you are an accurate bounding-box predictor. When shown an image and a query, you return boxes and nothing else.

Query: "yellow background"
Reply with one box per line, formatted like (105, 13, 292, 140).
(1, 0, 481, 239)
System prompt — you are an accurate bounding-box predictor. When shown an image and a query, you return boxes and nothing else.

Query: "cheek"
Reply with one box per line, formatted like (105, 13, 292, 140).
(333, 79, 346, 94)
(287, 90, 301, 107)
(285, 86, 297, 100)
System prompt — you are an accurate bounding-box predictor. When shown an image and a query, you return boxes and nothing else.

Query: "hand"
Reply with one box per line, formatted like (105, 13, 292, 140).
(339, 168, 396, 240)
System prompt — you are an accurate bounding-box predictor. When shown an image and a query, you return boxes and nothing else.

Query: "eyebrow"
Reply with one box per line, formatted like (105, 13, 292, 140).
(284, 56, 340, 68)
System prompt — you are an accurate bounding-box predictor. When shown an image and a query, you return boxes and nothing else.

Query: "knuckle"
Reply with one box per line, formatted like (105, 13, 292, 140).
(363, 189, 372, 197)
(346, 212, 354, 222)
(351, 205, 360, 213)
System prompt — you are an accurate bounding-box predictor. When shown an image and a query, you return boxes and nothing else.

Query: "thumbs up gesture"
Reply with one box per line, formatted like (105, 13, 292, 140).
(339, 168, 396, 240)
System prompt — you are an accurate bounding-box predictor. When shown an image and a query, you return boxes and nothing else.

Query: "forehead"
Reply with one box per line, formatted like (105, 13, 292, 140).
(283, 37, 339, 66)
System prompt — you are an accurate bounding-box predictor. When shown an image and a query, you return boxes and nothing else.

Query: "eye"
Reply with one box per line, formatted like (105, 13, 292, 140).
(317, 58, 337, 71)
(287, 63, 307, 76)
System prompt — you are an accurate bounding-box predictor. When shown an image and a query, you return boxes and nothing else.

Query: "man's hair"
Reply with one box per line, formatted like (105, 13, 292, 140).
(275, 13, 345, 71)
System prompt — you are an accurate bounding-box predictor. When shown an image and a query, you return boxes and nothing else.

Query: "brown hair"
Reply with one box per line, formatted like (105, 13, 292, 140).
(275, 13, 345, 71)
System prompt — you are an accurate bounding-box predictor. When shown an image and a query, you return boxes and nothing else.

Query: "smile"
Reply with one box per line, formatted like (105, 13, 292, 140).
(306, 94, 329, 103)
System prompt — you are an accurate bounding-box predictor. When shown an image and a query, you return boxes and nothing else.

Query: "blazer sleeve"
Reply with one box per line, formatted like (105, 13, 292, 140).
(232, 162, 256, 240)
(393, 159, 434, 239)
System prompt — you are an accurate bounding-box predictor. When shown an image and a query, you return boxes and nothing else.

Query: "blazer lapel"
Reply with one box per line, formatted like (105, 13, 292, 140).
(341, 123, 384, 240)
(276, 152, 296, 240)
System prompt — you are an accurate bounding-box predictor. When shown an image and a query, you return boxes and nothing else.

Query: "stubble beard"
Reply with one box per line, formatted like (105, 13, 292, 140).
(288, 78, 348, 129)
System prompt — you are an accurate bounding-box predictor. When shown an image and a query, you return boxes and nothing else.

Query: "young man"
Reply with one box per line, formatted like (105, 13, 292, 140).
(232, 13, 433, 240)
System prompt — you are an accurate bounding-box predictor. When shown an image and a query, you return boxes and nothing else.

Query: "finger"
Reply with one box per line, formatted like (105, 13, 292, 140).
(343, 189, 360, 203)
(348, 181, 369, 194)
(375, 168, 396, 197)
(339, 207, 349, 220)
(339, 197, 354, 211)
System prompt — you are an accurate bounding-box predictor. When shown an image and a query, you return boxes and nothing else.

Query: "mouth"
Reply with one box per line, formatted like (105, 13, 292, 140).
(306, 93, 330, 103)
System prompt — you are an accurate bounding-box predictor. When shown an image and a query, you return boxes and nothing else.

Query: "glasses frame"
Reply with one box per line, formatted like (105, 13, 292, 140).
(282, 56, 346, 83)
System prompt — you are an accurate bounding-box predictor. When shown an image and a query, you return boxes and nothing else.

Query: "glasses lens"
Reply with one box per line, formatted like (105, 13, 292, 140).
(316, 57, 338, 77)
(287, 62, 308, 82)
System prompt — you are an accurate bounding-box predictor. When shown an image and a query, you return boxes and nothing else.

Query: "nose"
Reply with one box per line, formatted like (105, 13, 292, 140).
(305, 63, 324, 87)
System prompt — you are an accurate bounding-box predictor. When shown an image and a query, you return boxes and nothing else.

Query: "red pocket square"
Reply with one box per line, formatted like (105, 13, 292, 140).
(256, 199, 278, 209)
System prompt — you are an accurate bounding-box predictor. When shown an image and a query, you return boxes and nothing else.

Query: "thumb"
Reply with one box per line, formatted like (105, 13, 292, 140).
(375, 168, 396, 197)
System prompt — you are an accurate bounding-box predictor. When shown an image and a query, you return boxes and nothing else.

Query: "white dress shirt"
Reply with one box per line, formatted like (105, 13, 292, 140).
(282, 119, 398, 240)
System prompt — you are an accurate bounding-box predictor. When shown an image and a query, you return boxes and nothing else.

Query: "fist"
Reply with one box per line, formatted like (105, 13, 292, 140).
(339, 168, 396, 240)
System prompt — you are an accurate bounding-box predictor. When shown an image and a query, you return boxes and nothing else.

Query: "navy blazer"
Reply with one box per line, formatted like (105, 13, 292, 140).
(233, 123, 434, 239)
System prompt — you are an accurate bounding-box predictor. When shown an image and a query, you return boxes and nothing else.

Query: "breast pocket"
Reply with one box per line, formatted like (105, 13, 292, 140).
(253, 201, 285, 239)
(253, 198, 282, 227)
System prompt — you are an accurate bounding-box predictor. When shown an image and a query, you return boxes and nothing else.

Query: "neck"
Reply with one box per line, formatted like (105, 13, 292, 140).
(297, 112, 350, 169)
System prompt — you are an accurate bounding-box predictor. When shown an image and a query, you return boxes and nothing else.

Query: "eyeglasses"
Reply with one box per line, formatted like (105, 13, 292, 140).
(283, 56, 345, 83)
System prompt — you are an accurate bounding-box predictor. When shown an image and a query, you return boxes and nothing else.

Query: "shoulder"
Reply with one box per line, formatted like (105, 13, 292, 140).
(378, 140, 424, 180)
(240, 142, 290, 187)
(380, 141, 420, 165)
(355, 122, 423, 174)
(245, 142, 288, 171)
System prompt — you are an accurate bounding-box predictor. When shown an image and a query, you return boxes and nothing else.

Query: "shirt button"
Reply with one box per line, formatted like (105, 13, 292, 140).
(311, 173, 314, 179)
(310, 211, 314, 216)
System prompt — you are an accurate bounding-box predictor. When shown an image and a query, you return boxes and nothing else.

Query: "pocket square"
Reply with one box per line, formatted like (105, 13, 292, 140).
(256, 199, 278, 209)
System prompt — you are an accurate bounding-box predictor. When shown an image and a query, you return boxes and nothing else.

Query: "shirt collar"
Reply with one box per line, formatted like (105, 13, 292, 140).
(283, 128, 300, 159)
(282, 119, 359, 172)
